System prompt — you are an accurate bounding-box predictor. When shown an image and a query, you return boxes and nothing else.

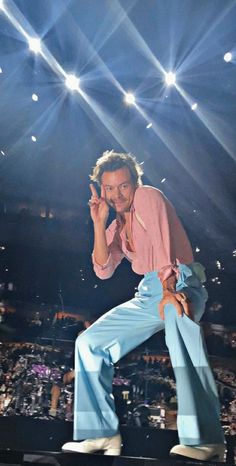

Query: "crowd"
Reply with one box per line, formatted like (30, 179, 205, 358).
(0, 341, 235, 438)
(0, 309, 85, 342)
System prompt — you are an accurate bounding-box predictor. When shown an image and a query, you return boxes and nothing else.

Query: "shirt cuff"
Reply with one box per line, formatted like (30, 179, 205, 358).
(92, 252, 113, 270)
(158, 264, 179, 283)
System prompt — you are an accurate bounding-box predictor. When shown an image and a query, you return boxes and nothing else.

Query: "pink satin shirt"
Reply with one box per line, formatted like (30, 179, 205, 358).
(92, 185, 194, 283)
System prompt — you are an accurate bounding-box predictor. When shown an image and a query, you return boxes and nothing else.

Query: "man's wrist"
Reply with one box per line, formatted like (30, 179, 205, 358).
(94, 221, 107, 231)
(162, 274, 177, 293)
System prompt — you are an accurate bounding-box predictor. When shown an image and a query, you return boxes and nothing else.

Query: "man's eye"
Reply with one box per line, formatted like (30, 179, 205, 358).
(105, 187, 112, 192)
(121, 184, 128, 189)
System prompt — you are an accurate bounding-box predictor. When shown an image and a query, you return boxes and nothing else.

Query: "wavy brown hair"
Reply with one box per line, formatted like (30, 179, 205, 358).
(90, 150, 143, 186)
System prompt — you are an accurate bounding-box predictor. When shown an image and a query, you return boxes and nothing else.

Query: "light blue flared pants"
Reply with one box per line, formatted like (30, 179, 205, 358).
(73, 264, 224, 445)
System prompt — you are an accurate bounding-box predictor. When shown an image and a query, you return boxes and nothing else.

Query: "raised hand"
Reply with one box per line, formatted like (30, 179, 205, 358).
(89, 184, 109, 226)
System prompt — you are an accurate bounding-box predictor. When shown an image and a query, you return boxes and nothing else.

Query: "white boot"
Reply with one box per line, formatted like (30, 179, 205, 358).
(62, 433, 122, 456)
(170, 443, 225, 462)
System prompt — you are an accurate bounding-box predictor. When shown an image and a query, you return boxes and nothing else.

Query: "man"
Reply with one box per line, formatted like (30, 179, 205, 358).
(62, 151, 225, 460)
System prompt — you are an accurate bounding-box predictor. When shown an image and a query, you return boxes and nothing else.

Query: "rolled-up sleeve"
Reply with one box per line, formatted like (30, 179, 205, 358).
(92, 221, 124, 279)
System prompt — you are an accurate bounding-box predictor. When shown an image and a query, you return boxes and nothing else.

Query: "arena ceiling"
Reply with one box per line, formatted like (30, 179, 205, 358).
(0, 0, 236, 282)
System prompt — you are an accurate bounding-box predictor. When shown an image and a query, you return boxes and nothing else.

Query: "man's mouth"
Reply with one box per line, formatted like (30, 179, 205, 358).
(114, 201, 126, 207)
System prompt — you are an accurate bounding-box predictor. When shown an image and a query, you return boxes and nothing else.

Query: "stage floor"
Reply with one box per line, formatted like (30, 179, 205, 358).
(0, 417, 235, 465)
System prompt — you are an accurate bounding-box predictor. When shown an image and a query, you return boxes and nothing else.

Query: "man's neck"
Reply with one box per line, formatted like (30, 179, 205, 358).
(118, 211, 131, 224)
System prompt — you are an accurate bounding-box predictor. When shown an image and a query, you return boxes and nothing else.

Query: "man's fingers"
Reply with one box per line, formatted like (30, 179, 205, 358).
(176, 293, 194, 320)
(89, 183, 100, 209)
(100, 185, 106, 199)
(183, 301, 194, 320)
(174, 299, 183, 317)
(89, 183, 99, 198)
(158, 292, 193, 321)
(88, 198, 99, 206)
(159, 297, 183, 319)
(158, 294, 187, 320)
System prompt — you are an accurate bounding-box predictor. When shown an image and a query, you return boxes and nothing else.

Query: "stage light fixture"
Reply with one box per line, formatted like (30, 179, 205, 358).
(28, 37, 41, 54)
(31, 135, 37, 142)
(146, 123, 152, 129)
(65, 74, 80, 91)
(32, 93, 39, 101)
(224, 52, 232, 62)
(124, 92, 136, 105)
(191, 102, 198, 111)
(165, 71, 176, 86)
(0, 67, 2, 74)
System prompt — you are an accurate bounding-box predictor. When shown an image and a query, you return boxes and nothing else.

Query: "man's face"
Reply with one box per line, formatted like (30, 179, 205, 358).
(101, 167, 136, 214)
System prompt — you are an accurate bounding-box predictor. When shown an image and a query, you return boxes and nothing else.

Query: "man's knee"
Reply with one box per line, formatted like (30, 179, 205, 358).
(75, 328, 101, 355)
(75, 330, 91, 352)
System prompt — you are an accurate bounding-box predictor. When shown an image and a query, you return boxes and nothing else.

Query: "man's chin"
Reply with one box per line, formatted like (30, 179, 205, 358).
(108, 201, 130, 213)
(115, 207, 131, 214)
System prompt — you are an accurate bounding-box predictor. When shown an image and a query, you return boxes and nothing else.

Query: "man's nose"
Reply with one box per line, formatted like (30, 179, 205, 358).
(113, 187, 122, 197)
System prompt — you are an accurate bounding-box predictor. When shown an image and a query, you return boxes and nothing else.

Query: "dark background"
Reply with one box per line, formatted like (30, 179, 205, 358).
(0, 0, 236, 326)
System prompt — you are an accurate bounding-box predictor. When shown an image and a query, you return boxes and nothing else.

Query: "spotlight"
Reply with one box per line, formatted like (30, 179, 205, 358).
(32, 93, 39, 101)
(28, 37, 41, 54)
(146, 123, 152, 129)
(31, 135, 37, 142)
(165, 71, 176, 86)
(0, 0, 5, 10)
(191, 102, 198, 111)
(65, 74, 80, 91)
(224, 52, 232, 63)
(0, 67, 2, 73)
(124, 92, 136, 105)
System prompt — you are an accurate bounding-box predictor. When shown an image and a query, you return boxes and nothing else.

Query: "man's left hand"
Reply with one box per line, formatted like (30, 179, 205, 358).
(159, 291, 193, 320)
